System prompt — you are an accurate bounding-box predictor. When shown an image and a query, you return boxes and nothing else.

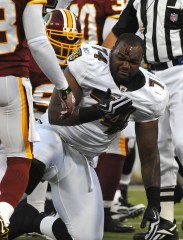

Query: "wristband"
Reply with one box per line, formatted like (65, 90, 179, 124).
(60, 86, 72, 100)
(146, 187, 160, 211)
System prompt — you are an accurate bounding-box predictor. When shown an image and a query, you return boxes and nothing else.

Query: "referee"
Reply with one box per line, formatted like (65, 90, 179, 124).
(103, 1, 183, 240)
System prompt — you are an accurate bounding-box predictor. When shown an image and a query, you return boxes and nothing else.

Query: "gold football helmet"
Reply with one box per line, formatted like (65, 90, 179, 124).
(44, 9, 83, 66)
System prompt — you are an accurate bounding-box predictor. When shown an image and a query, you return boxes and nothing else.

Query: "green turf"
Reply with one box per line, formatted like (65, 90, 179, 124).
(15, 185, 183, 240)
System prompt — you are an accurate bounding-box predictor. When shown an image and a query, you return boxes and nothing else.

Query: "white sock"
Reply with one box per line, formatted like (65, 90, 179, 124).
(27, 181, 48, 212)
(0, 202, 14, 227)
(160, 201, 174, 222)
(160, 188, 174, 222)
(120, 173, 131, 185)
(40, 215, 59, 240)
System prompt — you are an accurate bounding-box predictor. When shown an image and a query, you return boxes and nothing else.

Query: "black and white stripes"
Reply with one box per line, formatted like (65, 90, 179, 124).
(112, 0, 183, 63)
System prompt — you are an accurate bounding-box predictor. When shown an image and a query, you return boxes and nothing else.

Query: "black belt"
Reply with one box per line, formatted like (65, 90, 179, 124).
(144, 56, 183, 71)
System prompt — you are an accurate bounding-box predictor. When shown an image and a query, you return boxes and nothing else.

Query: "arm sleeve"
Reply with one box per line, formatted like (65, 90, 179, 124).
(112, 0, 139, 37)
(23, 4, 68, 90)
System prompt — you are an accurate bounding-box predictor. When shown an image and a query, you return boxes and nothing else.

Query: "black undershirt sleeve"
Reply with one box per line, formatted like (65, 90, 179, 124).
(112, 0, 139, 37)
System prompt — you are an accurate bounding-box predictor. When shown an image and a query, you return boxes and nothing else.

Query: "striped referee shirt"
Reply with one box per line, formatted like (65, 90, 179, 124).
(112, 0, 183, 63)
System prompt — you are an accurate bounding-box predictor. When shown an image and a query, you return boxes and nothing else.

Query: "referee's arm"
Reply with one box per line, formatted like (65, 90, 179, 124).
(102, 0, 139, 49)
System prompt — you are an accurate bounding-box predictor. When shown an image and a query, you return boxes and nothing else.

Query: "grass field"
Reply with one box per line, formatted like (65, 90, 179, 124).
(15, 185, 183, 240)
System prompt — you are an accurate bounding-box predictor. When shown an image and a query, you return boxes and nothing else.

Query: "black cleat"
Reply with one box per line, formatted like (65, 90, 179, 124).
(104, 214, 135, 233)
(133, 218, 178, 240)
(0, 219, 9, 240)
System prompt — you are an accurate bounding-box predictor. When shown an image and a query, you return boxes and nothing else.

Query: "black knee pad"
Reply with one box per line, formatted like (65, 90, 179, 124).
(25, 158, 46, 195)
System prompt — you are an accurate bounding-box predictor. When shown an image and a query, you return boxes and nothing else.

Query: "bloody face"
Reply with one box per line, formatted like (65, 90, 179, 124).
(110, 41, 143, 88)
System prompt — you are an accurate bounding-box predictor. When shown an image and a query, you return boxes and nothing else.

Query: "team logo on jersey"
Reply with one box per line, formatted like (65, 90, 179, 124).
(170, 13, 178, 22)
(68, 48, 82, 61)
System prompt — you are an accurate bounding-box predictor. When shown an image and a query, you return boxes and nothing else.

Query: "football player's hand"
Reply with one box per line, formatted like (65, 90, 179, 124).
(141, 206, 160, 240)
(58, 87, 75, 119)
(97, 88, 133, 118)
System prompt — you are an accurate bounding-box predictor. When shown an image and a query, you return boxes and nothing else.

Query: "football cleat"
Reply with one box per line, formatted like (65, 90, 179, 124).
(8, 200, 45, 240)
(111, 196, 145, 221)
(133, 218, 179, 240)
(0, 218, 9, 240)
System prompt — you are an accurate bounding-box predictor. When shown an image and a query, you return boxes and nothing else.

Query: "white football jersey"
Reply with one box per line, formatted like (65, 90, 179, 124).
(42, 44, 168, 159)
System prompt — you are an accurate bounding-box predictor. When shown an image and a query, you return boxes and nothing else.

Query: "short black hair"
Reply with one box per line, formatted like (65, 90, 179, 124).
(114, 33, 145, 54)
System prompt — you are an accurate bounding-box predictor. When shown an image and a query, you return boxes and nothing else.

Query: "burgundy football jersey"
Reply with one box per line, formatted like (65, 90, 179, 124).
(69, 0, 126, 45)
(0, 0, 46, 78)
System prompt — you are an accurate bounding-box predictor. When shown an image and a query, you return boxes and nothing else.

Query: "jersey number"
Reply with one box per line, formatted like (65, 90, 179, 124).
(70, 1, 126, 44)
(0, 0, 18, 54)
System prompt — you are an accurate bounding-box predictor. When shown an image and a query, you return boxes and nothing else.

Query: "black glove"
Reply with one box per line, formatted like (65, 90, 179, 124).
(97, 88, 133, 118)
(141, 187, 161, 240)
(141, 206, 160, 240)
(103, 105, 136, 134)
(79, 88, 133, 125)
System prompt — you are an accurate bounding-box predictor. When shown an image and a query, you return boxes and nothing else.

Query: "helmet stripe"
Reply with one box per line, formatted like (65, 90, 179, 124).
(64, 9, 73, 29)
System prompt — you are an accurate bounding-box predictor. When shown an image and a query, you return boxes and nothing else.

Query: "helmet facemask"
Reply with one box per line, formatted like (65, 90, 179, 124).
(44, 9, 83, 66)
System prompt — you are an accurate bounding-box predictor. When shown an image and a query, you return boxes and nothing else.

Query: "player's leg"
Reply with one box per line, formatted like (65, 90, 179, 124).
(8, 123, 64, 239)
(119, 122, 137, 204)
(117, 139, 145, 218)
(158, 67, 183, 227)
(48, 142, 104, 240)
(95, 132, 135, 233)
(0, 76, 34, 232)
(120, 139, 136, 203)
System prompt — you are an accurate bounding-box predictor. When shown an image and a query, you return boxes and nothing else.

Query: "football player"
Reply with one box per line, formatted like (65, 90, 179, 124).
(25, 9, 83, 219)
(0, 1, 75, 239)
(9, 33, 168, 240)
(69, 0, 145, 232)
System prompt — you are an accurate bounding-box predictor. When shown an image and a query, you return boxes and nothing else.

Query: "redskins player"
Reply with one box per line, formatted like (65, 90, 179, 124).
(0, 1, 76, 239)
(30, 8, 83, 120)
(7, 9, 83, 240)
(25, 8, 83, 217)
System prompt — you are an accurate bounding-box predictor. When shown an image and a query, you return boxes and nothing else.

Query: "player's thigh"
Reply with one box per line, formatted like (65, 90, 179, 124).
(50, 148, 104, 240)
(33, 124, 63, 168)
(0, 76, 32, 158)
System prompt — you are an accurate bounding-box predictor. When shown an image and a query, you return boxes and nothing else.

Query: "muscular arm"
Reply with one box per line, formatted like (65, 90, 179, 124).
(102, 31, 118, 49)
(48, 67, 82, 125)
(135, 120, 160, 189)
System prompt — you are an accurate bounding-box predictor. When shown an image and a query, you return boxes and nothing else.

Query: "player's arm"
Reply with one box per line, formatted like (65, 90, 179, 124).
(135, 120, 160, 239)
(48, 67, 132, 126)
(22, 4, 75, 115)
(135, 120, 160, 189)
(48, 67, 83, 125)
(102, 0, 139, 48)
